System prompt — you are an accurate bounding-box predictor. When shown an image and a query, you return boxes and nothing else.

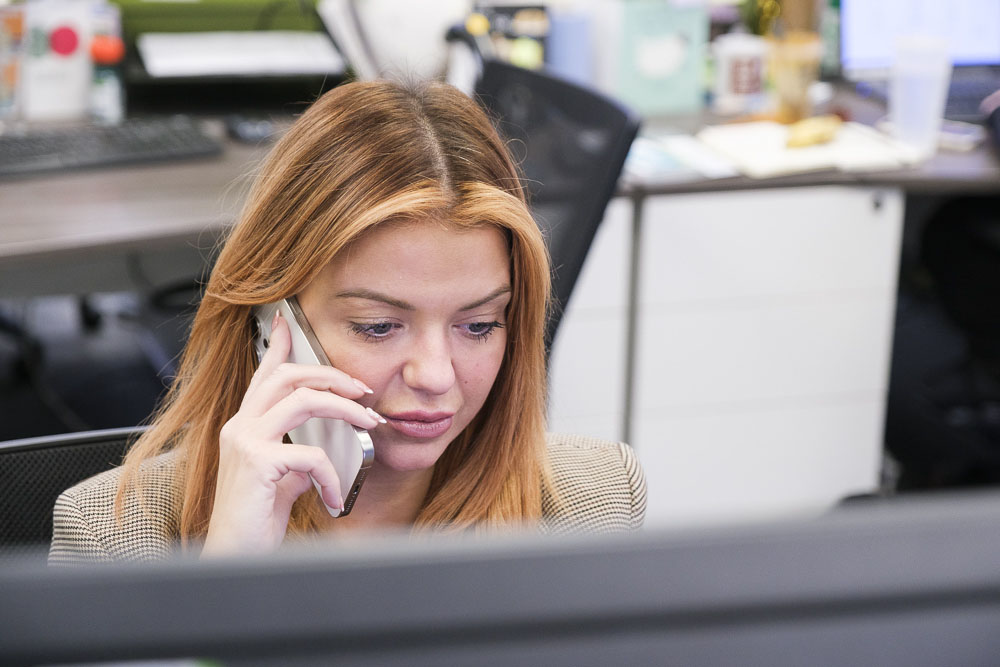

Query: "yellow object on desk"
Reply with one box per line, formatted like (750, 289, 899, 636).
(696, 120, 913, 179)
(786, 114, 843, 148)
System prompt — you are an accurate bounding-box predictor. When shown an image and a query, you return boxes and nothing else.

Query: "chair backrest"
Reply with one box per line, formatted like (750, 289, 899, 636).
(0, 427, 146, 553)
(474, 59, 641, 346)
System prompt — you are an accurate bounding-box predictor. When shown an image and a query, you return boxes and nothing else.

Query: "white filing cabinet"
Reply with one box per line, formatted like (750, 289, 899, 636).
(548, 185, 904, 528)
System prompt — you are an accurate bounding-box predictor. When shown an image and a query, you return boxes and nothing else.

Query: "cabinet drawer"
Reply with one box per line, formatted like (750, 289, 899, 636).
(548, 312, 626, 425)
(641, 186, 903, 304)
(636, 294, 896, 410)
(634, 397, 885, 527)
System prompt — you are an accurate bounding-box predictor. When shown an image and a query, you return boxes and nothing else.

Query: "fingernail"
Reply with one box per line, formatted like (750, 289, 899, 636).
(366, 407, 387, 424)
(338, 496, 345, 511)
(272, 309, 281, 329)
(353, 378, 374, 394)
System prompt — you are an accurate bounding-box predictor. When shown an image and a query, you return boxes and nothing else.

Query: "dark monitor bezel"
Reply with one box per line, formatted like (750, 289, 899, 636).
(5, 491, 1000, 666)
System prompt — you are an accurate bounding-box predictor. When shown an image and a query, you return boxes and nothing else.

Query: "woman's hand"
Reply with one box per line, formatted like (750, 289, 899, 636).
(201, 310, 381, 558)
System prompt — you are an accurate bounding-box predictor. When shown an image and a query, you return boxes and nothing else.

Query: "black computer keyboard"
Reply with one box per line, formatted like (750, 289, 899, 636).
(0, 115, 223, 178)
(944, 73, 1000, 121)
(858, 68, 1000, 122)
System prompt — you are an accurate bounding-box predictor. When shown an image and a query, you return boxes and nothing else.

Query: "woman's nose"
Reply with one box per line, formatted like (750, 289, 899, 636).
(402, 334, 456, 395)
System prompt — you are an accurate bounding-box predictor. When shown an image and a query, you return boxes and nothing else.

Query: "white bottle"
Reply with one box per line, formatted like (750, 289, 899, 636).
(89, 1, 124, 124)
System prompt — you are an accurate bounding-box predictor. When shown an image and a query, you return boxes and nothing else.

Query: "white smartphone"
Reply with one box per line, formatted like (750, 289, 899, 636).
(253, 297, 374, 518)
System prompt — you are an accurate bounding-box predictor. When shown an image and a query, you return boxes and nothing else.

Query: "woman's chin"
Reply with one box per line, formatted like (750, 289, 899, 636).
(371, 438, 449, 473)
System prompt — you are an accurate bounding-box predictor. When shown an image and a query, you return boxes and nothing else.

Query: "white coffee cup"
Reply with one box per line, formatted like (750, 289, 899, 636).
(712, 33, 768, 115)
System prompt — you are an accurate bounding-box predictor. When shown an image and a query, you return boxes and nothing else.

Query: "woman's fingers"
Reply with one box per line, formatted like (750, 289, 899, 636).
(242, 310, 373, 417)
(243, 362, 371, 419)
(244, 308, 291, 402)
(203, 307, 383, 558)
(268, 441, 346, 511)
(205, 421, 354, 556)
(257, 386, 382, 440)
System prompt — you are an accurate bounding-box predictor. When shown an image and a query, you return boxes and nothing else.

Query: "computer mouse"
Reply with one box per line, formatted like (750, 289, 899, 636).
(225, 115, 277, 144)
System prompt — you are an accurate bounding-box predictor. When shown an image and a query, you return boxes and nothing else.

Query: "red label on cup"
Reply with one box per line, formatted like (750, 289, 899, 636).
(49, 25, 78, 56)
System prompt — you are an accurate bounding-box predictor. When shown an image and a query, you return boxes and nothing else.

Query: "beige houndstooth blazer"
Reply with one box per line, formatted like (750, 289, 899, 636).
(48, 433, 647, 564)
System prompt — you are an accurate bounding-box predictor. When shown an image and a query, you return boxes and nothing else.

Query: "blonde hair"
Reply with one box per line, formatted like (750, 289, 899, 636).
(116, 79, 552, 544)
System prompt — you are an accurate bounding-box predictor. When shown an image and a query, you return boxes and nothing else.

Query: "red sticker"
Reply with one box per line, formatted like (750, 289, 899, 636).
(50, 26, 78, 56)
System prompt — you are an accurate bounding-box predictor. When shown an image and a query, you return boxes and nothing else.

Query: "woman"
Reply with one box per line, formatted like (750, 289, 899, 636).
(49, 79, 646, 564)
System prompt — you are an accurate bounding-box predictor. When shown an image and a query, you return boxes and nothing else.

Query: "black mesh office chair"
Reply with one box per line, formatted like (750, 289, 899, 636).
(473, 60, 640, 348)
(0, 426, 145, 554)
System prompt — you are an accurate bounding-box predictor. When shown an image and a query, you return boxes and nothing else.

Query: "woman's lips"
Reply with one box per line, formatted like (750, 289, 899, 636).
(383, 411, 454, 439)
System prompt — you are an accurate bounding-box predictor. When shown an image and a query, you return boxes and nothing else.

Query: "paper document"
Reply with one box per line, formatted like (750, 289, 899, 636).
(138, 31, 346, 78)
(696, 121, 918, 179)
(623, 134, 739, 185)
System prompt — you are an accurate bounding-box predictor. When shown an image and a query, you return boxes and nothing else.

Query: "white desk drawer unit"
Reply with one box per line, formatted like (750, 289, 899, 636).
(547, 185, 904, 528)
(547, 199, 630, 441)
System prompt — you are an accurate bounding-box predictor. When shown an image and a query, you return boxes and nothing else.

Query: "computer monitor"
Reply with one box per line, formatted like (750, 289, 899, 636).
(840, 0, 1000, 78)
(109, 0, 345, 114)
(4, 491, 1000, 666)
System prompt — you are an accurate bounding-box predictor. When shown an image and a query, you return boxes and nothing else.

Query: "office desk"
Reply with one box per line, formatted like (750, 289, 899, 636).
(613, 126, 1000, 447)
(0, 124, 266, 297)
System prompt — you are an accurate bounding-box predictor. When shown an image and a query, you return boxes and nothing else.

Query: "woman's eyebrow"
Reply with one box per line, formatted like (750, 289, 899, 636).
(333, 286, 511, 312)
(335, 289, 414, 310)
(459, 286, 512, 311)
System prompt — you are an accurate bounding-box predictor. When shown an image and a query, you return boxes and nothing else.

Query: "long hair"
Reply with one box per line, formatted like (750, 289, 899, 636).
(115, 79, 552, 544)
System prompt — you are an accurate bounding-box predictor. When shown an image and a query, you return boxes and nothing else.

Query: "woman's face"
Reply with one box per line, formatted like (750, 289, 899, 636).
(297, 220, 511, 474)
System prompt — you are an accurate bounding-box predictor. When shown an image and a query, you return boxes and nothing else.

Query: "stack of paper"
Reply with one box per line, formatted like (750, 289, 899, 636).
(695, 121, 919, 179)
(623, 134, 739, 185)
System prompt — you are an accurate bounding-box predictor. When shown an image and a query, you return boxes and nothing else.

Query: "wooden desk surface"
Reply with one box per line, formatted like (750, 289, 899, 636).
(0, 131, 266, 264)
(0, 125, 269, 296)
(621, 146, 1000, 199)
(622, 87, 1000, 198)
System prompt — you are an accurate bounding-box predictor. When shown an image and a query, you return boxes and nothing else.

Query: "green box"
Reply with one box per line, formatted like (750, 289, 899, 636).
(617, 0, 708, 116)
(111, 0, 321, 46)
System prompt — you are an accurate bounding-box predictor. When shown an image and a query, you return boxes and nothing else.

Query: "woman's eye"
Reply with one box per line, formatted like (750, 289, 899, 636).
(464, 321, 504, 341)
(349, 322, 397, 341)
